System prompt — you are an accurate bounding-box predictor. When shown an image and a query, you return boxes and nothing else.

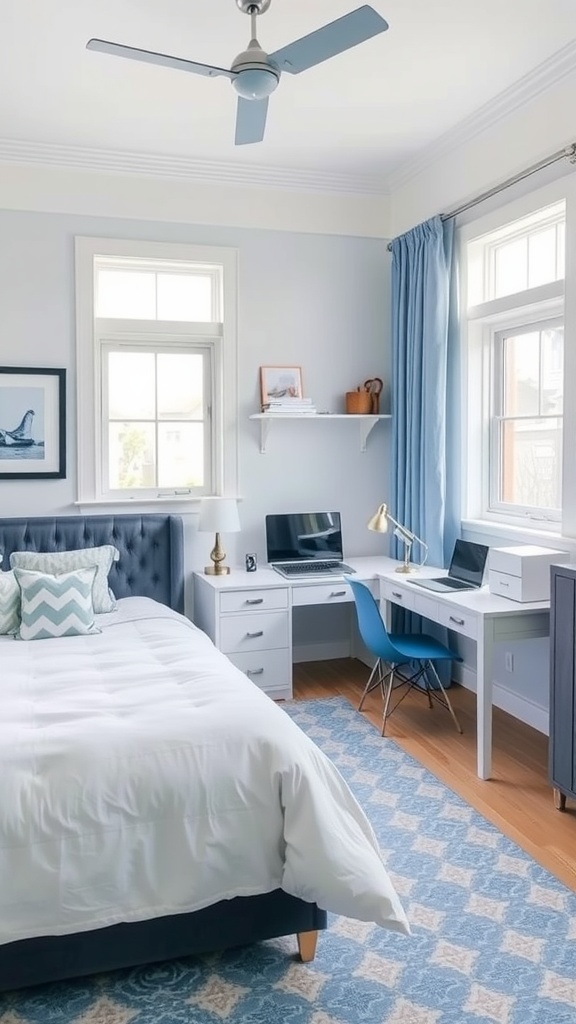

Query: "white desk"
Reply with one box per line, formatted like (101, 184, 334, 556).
(377, 563, 550, 780)
(193, 556, 550, 781)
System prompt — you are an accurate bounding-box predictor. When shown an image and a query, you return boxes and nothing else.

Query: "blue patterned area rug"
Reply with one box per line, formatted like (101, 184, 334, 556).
(1, 696, 575, 1024)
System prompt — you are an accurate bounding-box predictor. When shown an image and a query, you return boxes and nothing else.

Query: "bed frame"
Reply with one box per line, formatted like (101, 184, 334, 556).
(0, 514, 326, 992)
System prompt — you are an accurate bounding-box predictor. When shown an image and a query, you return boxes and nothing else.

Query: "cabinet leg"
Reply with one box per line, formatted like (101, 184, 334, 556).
(297, 930, 318, 962)
(553, 787, 566, 811)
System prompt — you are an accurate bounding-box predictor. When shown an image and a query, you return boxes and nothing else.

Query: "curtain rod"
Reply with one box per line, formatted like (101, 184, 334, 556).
(386, 142, 576, 252)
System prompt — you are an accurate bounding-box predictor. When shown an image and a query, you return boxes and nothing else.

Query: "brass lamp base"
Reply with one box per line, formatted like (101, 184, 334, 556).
(395, 563, 419, 574)
(204, 531, 231, 576)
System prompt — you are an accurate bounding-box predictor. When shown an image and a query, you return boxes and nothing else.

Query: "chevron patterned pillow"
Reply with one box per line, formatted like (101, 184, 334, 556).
(13, 566, 101, 641)
(10, 546, 119, 613)
(0, 570, 20, 635)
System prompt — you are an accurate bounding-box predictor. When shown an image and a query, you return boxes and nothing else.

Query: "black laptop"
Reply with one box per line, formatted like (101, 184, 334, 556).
(409, 539, 489, 593)
(266, 511, 356, 578)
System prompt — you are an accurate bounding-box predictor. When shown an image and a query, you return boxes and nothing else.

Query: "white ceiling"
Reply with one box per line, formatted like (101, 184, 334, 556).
(3, 0, 576, 192)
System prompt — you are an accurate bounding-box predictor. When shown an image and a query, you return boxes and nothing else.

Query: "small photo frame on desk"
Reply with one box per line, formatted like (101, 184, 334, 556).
(260, 366, 303, 407)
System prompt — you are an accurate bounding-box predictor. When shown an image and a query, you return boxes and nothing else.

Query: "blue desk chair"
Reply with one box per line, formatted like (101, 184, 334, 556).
(348, 578, 463, 736)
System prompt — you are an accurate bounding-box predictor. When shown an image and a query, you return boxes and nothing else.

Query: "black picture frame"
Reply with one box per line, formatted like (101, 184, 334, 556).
(0, 367, 66, 480)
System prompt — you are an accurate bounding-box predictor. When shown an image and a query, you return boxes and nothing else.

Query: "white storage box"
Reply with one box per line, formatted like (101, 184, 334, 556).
(488, 545, 570, 602)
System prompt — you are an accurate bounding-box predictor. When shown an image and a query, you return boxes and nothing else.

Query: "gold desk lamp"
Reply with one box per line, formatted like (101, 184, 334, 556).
(367, 502, 428, 574)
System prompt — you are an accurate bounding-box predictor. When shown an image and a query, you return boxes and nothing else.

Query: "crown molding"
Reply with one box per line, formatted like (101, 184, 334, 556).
(0, 138, 388, 198)
(386, 38, 576, 192)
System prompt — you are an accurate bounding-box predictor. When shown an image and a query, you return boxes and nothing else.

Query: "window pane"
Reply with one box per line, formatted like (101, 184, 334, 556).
(503, 332, 540, 417)
(528, 227, 557, 288)
(96, 270, 156, 319)
(157, 353, 203, 419)
(541, 327, 564, 415)
(158, 423, 204, 488)
(108, 352, 156, 419)
(494, 237, 528, 298)
(157, 274, 213, 321)
(501, 418, 562, 509)
(109, 422, 156, 489)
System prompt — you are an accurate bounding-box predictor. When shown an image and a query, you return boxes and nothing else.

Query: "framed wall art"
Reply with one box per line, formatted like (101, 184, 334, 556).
(0, 367, 66, 480)
(260, 365, 303, 407)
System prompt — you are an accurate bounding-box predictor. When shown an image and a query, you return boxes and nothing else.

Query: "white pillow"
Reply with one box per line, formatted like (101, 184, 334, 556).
(13, 566, 100, 641)
(0, 570, 20, 635)
(10, 545, 119, 613)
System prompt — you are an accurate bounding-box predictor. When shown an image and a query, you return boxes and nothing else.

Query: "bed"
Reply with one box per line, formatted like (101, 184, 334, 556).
(0, 513, 408, 992)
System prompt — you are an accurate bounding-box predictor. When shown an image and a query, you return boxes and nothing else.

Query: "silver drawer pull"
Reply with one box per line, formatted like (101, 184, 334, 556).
(331, 590, 347, 597)
(499, 581, 509, 587)
(245, 630, 264, 639)
(245, 598, 264, 605)
(247, 667, 264, 676)
(449, 615, 465, 626)
(392, 591, 403, 599)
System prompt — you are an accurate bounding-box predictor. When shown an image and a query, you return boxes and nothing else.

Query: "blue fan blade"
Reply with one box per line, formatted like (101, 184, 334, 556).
(86, 39, 236, 80)
(269, 5, 388, 75)
(235, 97, 269, 145)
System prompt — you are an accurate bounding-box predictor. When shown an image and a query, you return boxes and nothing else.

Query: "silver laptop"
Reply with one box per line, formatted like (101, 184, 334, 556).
(408, 539, 489, 593)
(265, 512, 356, 578)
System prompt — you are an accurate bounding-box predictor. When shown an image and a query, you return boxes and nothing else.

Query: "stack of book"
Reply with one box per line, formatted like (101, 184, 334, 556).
(262, 397, 317, 415)
(261, 399, 315, 415)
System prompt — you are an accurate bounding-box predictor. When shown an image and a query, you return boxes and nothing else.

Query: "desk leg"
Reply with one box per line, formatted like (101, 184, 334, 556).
(476, 620, 494, 780)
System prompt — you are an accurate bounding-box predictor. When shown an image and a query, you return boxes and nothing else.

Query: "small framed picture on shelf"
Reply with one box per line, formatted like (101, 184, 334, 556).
(260, 365, 303, 407)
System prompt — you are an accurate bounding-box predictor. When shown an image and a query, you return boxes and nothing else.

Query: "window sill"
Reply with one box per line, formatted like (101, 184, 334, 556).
(462, 518, 576, 557)
(75, 497, 203, 514)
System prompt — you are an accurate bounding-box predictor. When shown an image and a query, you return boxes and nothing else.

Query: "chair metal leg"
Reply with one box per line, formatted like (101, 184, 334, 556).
(381, 665, 396, 736)
(426, 661, 463, 734)
(358, 658, 382, 711)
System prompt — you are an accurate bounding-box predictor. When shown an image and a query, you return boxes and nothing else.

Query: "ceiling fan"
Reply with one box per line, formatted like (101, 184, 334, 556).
(86, 1, 389, 146)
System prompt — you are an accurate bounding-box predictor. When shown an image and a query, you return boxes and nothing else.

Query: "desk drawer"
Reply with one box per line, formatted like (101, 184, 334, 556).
(220, 610, 289, 653)
(381, 580, 416, 611)
(228, 648, 291, 693)
(220, 588, 288, 613)
(292, 582, 355, 607)
(436, 603, 478, 639)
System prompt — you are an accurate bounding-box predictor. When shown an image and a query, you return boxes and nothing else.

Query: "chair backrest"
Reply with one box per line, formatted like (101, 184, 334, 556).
(348, 578, 404, 662)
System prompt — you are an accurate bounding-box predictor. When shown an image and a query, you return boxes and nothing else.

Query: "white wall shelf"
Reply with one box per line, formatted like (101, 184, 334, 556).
(248, 413, 391, 453)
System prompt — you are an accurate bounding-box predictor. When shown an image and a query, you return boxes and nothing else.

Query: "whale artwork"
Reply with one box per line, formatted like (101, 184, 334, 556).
(0, 410, 35, 447)
(0, 370, 65, 478)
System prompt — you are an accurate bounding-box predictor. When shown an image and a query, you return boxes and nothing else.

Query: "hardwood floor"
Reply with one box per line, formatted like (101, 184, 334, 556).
(293, 658, 576, 892)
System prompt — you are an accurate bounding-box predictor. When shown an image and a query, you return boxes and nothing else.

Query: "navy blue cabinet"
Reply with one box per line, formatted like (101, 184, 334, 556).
(549, 564, 576, 810)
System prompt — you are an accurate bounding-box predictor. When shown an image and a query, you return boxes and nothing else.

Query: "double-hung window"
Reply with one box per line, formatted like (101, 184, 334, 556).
(463, 194, 565, 528)
(76, 239, 238, 505)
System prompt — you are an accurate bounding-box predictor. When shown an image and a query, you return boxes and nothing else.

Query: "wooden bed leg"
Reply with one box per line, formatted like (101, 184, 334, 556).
(553, 787, 567, 811)
(297, 930, 318, 963)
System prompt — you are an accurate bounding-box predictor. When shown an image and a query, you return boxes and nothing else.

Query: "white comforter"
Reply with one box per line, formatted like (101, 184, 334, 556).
(0, 598, 409, 945)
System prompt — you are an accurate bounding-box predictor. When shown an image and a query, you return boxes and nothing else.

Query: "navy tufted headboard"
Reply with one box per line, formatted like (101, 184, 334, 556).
(0, 514, 184, 613)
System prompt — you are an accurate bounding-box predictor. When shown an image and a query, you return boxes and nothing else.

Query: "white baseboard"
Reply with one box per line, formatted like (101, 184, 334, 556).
(292, 641, 351, 664)
(454, 663, 549, 735)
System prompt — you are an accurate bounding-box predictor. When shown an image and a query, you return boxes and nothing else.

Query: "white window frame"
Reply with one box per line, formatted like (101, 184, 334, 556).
(489, 311, 564, 521)
(75, 238, 238, 508)
(460, 178, 576, 540)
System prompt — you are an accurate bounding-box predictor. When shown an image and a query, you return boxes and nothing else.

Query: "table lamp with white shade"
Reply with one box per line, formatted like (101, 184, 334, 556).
(198, 498, 241, 575)
(367, 502, 428, 574)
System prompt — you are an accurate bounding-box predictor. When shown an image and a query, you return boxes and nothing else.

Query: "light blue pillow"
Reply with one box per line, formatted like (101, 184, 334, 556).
(0, 570, 20, 635)
(13, 566, 101, 641)
(10, 545, 119, 613)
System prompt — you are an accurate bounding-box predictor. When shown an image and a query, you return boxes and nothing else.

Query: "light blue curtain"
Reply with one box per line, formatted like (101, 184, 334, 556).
(389, 216, 459, 685)
(390, 215, 457, 568)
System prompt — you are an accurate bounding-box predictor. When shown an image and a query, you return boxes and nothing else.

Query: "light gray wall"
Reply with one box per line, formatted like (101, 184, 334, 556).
(0, 208, 392, 644)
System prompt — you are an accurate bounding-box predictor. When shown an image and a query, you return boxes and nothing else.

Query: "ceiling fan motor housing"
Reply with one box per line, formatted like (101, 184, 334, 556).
(231, 40, 279, 99)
